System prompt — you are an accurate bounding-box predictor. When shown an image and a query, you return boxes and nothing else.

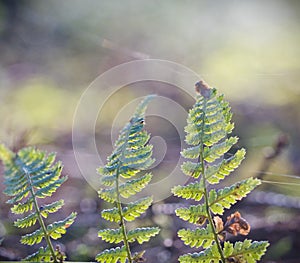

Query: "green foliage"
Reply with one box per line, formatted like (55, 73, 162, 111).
(179, 240, 269, 263)
(96, 246, 127, 263)
(0, 145, 77, 262)
(96, 95, 160, 263)
(172, 82, 269, 263)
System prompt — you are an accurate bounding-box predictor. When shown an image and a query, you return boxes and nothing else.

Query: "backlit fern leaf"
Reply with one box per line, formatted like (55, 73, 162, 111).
(172, 82, 269, 262)
(175, 204, 207, 225)
(179, 240, 269, 263)
(178, 224, 215, 248)
(98, 227, 160, 245)
(101, 196, 153, 223)
(223, 240, 269, 263)
(127, 227, 160, 244)
(24, 246, 54, 262)
(97, 95, 160, 263)
(179, 243, 221, 263)
(208, 178, 261, 215)
(0, 144, 77, 262)
(172, 181, 204, 201)
(96, 246, 127, 263)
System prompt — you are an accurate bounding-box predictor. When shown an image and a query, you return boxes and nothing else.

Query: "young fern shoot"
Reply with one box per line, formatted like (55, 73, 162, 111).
(0, 145, 77, 262)
(172, 81, 269, 263)
(96, 95, 160, 263)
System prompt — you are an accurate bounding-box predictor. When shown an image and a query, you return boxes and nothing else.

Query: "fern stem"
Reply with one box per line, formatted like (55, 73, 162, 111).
(199, 100, 226, 263)
(115, 166, 133, 263)
(17, 159, 58, 263)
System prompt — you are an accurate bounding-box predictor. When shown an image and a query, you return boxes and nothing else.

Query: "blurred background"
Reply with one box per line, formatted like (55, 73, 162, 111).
(0, 0, 300, 262)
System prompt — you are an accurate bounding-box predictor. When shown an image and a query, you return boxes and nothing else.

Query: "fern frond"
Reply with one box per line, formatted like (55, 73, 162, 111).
(97, 95, 159, 263)
(178, 224, 214, 248)
(95, 246, 127, 263)
(223, 240, 270, 263)
(173, 83, 268, 262)
(0, 144, 77, 262)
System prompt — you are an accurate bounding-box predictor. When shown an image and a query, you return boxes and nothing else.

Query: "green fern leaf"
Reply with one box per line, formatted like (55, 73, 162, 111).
(98, 187, 117, 203)
(181, 145, 201, 159)
(100, 174, 117, 186)
(209, 178, 261, 214)
(203, 136, 238, 163)
(122, 196, 153, 221)
(181, 161, 202, 178)
(24, 246, 53, 262)
(21, 227, 44, 245)
(14, 212, 38, 228)
(98, 228, 123, 244)
(95, 246, 127, 263)
(172, 181, 204, 201)
(179, 243, 221, 263)
(206, 149, 246, 185)
(178, 224, 214, 248)
(223, 240, 270, 263)
(11, 199, 34, 214)
(40, 200, 65, 218)
(98, 227, 160, 245)
(127, 227, 160, 244)
(35, 176, 67, 198)
(98, 173, 153, 203)
(47, 212, 77, 239)
(101, 196, 153, 222)
(175, 204, 207, 225)
(119, 173, 152, 198)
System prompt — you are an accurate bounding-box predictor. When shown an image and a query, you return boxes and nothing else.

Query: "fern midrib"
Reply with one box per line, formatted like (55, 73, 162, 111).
(15, 157, 57, 262)
(198, 98, 226, 263)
